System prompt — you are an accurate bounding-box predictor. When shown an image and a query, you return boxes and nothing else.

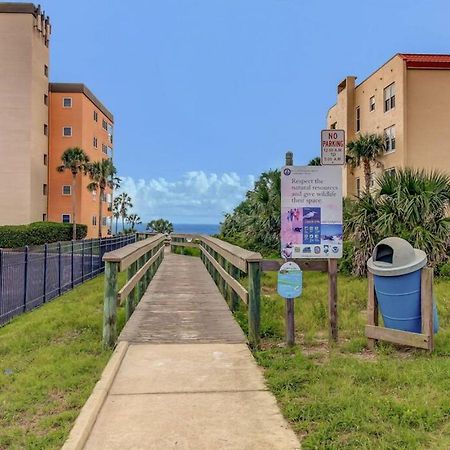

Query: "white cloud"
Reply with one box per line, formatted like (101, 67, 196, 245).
(117, 171, 255, 224)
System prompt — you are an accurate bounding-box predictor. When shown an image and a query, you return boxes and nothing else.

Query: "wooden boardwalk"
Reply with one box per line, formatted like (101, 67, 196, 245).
(64, 250, 300, 450)
(118, 251, 246, 344)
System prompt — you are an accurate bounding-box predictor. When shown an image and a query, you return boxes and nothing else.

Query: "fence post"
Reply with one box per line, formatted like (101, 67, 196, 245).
(103, 260, 119, 348)
(23, 246, 29, 312)
(230, 264, 240, 311)
(43, 243, 48, 303)
(248, 260, 261, 348)
(99, 238, 103, 269)
(71, 240, 74, 289)
(0, 249, 2, 309)
(81, 240, 85, 282)
(126, 261, 137, 322)
(328, 259, 338, 343)
(58, 242, 62, 295)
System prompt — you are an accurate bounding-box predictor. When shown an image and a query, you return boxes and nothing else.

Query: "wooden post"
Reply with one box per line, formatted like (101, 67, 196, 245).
(367, 271, 378, 350)
(285, 298, 295, 346)
(421, 268, 434, 352)
(230, 264, 240, 311)
(125, 260, 137, 322)
(328, 259, 338, 343)
(103, 261, 118, 348)
(248, 261, 261, 348)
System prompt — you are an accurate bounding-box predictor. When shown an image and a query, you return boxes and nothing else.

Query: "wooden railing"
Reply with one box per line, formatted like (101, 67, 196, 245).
(102, 234, 165, 348)
(170, 234, 263, 347)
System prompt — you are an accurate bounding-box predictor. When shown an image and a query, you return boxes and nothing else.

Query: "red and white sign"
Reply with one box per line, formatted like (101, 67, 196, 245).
(321, 129, 345, 165)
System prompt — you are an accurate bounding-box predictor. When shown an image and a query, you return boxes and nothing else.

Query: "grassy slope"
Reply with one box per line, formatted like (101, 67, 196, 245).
(235, 272, 450, 450)
(0, 274, 126, 450)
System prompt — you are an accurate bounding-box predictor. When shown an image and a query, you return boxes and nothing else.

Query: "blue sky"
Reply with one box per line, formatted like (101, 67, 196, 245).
(39, 0, 450, 223)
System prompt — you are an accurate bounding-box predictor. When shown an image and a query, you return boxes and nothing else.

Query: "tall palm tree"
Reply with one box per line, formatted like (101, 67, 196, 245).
(87, 159, 117, 238)
(115, 192, 133, 232)
(112, 197, 121, 235)
(57, 147, 90, 240)
(126, 213, 142, 231)
(147, 218, 173, 234)
(347, 133, 385, 194)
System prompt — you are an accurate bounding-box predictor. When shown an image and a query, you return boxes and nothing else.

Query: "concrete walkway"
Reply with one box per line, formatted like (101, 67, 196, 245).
(63, 253, 300, 450)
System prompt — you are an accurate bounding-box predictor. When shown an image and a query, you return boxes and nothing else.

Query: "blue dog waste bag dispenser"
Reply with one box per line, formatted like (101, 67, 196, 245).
(367, 237, 438, 334)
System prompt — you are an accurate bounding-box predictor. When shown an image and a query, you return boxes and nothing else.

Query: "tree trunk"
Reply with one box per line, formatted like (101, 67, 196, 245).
(98, 188, 103, 238)
(115, 217, 118, 235)
(72, 173, 77, 240)
(122, 216, 125, 233)
(363, 158, 371, 193)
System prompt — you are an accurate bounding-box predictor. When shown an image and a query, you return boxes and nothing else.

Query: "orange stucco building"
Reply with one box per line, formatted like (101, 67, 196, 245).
(48, 84, 114, 238)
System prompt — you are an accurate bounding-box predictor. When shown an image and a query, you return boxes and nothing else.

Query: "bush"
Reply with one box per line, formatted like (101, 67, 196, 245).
(339, 241, 355, 276)
(0, 222, 88, 248)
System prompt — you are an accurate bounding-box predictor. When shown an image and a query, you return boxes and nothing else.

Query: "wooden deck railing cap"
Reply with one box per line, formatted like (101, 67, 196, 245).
(200, 235, 262, 262)
(103, 234, 165, 263)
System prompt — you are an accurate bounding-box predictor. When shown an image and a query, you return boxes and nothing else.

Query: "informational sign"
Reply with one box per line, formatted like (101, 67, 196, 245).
(321, 129, 345, 165)
(277, 261, 302, 298)
(281, 165, 343, 259)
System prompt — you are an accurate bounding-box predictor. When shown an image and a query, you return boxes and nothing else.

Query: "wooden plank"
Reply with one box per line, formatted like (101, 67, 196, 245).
(200, 246, 248, 304)
(365, 325, 430, 350)
(103, 234, 165, 271)
(170, 241, 199, 248)
(261, 259, 328, 272)
(367, 272, 378, 350)
(421, 268, 434, 351)
(248, 261, 261, 348)
(118, 246, 164, 304)
(328, 259, 338, 343)
(200, 236, 262, 272)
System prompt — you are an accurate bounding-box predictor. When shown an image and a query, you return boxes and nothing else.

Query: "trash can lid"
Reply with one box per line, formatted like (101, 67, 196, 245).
(367, 237, 427, 276)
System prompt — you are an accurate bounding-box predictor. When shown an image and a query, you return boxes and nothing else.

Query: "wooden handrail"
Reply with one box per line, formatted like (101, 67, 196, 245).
(103, 234, 165, 271)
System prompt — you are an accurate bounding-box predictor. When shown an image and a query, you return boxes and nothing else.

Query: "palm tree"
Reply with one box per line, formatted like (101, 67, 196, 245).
(115, 193, 133, 232)
(147, 218, 173, 234)
(346, 133, 385, 194)
(57, 147, 90, 240)
(87, 159, 117, 238)
(126, 213, 142, 231)
(112, 198, 121, 235)
(308, 156, 321, 166)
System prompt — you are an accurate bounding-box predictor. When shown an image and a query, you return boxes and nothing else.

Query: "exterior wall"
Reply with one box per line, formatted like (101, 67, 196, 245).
(48, 91, 113, 238)
(327, 55, 406, 197)
(406, 69, 450, 172)
(0, 12, 49, 224)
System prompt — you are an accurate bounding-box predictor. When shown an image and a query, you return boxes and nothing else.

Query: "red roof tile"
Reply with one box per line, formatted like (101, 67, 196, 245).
(399, 53, 450, 69)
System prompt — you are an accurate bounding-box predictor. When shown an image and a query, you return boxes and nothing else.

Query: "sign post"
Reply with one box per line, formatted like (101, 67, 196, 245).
(281, 151, 343, 342)
(321, 129, 345, 165)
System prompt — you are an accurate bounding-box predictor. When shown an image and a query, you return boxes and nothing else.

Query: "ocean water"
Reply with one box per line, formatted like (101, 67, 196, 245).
(135, 223, 220, 236)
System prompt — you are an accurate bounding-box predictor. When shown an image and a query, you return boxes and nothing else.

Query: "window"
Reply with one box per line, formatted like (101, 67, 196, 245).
(44, 64, 48, 77)
(43, 184, 48, 195)
(42, 213, 47, 222)
(330, 122, 337, 129)
(102, 119, 108, 130)
(384, 83, 395, 112)
(356, 106, 360, 132)
(92, 216, 97, 226)
(102, 217, 107, 226)
(102, 143, 107, 154)
(101, 192, 107, 202)
(385, 167, 396, 176)
(62, 185, 71, 195)
(63, 127, 72, 137)
(94, 110, 98, 122)
(43, 124, 48, 135)
(106, 146, 113, 157)
(356, 178, 360, 197)
(43, 154, 48, 166)
(384, 125, 396, 152)
(93, 137, 98, 148)
(370, 96, 375, 112)
(62, 214, 71, 223)
(44, 94, 48, 106)
(63, 97, 72, 108)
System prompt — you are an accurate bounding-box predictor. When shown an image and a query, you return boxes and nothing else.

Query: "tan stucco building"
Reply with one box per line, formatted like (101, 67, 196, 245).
(327, 53, 450, 197)
(0, 3, 50, 224)
(0, 3, 114, 237)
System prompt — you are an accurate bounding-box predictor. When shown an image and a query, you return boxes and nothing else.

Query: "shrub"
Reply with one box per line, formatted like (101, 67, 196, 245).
(0, 222, 88, 248)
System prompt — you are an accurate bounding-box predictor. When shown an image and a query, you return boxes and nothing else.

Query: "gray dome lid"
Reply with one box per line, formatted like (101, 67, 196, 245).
(367, 237, 427, 276)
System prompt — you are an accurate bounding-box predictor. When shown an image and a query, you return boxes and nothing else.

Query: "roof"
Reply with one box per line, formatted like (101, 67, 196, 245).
(0, 2, 41, 16)
(49, 83, 114, 122)
(399, 53, 450, 69)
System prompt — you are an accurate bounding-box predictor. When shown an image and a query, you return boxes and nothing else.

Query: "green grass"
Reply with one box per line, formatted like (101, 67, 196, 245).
(234, 272, 450, 449)
(0, 273, 127, 450)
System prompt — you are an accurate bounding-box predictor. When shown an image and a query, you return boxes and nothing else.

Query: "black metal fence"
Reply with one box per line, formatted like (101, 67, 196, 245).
(0, 234, 136, 326)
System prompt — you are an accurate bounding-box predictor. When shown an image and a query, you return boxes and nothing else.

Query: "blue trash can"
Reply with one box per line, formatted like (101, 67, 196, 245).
(367, 237, 438, 334)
